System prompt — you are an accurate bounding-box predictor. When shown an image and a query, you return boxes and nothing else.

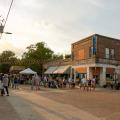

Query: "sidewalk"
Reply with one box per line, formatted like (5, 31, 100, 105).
(0, 96, 21, 120)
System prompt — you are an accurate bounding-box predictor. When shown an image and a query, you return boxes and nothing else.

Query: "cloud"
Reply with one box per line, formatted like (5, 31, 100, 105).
(0, 0, 120, 57)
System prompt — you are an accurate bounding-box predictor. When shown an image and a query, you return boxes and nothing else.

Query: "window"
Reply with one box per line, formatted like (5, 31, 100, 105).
(110, 49, 115, 59)
(105, 48, 109, 59)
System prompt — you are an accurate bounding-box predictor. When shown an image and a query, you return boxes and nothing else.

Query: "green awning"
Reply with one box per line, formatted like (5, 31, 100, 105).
(44, 66, 57, 74)
(53, 65, 71, 74)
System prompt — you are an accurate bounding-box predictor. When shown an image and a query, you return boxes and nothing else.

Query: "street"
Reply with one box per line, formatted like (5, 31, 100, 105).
(1, 86, 120, 120)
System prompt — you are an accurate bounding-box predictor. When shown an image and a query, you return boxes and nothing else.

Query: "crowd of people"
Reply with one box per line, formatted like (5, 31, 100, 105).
(38, 76, 96, 91)
(0, 72, 97, 96)
(80, 77, 96, 91)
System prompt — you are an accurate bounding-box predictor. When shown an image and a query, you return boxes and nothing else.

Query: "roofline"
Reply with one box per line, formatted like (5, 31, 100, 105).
(72, 33, 96, 45)
(96, 34, 120, 41)
(72, 33, 120, 45)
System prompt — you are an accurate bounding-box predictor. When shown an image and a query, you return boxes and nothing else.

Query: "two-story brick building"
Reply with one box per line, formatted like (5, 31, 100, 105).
(72, 34, 120, 86)
(44, 34, 120, 86)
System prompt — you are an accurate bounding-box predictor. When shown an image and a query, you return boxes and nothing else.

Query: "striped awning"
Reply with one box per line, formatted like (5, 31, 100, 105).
(53, 65, 70, 74)
(44, 66, 57, 74)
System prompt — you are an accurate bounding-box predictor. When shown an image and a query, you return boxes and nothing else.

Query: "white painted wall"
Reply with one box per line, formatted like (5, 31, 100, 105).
(99, 67, 106, 86)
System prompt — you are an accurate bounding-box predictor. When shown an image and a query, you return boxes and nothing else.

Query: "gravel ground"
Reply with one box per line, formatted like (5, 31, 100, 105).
(40, 88, 120, 120)
(2, 86, 120, 120)
(0, 96, 21, 120)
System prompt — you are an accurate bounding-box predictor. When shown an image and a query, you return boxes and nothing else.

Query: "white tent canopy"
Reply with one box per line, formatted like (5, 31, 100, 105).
(19, 68, 37, 75)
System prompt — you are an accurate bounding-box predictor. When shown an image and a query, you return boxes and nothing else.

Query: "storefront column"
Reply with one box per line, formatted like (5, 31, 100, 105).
(70, 67, 73, 80)
(73, 68, 76, 82)
(87, 67, 93, 79)
(87, 67, 90, 79)
(100, 67, 106, 86)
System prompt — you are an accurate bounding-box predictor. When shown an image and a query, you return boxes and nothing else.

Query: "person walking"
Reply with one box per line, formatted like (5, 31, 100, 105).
(3, 74, 9, 96)
(34, 74, 40, 90)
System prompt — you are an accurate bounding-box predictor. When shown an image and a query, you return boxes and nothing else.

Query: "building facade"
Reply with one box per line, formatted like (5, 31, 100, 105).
(72, 34, 120, 86)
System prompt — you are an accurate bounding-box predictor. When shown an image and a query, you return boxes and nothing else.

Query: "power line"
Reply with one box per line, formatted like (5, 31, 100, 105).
(4, 0, 14, 29)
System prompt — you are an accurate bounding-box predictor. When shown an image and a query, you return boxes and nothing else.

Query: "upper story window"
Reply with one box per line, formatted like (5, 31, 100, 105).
(110, 49, 115, 59)
(105, 48, 115, 59)
(105, 48, 109, 59)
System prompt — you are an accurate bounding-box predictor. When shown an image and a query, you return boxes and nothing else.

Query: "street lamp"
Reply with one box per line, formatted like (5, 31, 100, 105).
(0, 25, 12, 39)
(0, 0, 14, 39)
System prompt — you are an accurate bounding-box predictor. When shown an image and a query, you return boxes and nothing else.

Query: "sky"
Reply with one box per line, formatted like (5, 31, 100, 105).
(0, 0, 120, 58)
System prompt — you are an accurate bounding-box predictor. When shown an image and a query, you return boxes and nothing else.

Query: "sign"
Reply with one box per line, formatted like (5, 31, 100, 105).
(92, 35, 97, 55)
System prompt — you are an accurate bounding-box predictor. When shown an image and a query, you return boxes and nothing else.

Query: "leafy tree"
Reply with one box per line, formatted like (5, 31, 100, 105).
(65, 54, 71, 59)
(0, 64, 11, 73)
(52, 54, 63, 60)
(0, 50, 19, 73)
(22, 42, 54, 73)
(0, 50, 18, 65)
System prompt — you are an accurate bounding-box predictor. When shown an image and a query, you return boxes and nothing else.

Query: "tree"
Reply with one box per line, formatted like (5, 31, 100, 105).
(65, 54, 71, 59)
(0, 50, 19, 73)
(52, 54, 63, 60)
(22, 42, 54, 73)
(0, 50, 18, 64)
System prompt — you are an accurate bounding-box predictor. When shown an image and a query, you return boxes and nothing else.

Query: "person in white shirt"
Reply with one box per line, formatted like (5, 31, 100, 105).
(3, 74, 9, 96)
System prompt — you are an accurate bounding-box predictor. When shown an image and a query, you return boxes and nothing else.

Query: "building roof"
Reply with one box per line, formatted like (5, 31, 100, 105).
(53, 65, 71, 74)
(72, 34, 120, 46)
(44, 66, 58, 74)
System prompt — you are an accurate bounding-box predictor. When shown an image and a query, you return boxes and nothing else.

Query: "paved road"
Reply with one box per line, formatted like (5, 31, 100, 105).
(6, 90, 103, 120)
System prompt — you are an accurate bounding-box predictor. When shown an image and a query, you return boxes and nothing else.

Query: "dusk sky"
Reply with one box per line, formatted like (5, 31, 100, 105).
(0, 0, 120, 57)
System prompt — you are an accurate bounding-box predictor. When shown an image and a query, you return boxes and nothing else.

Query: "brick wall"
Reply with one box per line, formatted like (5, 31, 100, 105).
(97, 35, 120, 61)
(72, 36, 93, 61)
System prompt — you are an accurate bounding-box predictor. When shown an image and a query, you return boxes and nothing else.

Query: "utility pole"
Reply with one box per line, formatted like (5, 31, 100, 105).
(0, 0, 14, 39)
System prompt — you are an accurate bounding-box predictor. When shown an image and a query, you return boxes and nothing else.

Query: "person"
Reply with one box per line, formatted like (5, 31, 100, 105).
(31, 75, 35, 90)
(14, 75, 19, 89)
(111, 80, 115, 89)
(91, 78, 96, 91)
(87, 78, 92, 91)
(80, 77, 87, 90)
(43, 76, 48, 87)
(63, 77, 67, 88)
(0, 80, 4, 96)
(68, 77, 73, 88)
(34, 74, 40, 90)
(3, 74, 9, 96)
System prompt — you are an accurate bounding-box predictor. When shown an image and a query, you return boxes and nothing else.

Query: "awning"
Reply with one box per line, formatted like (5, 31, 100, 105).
(53, 65, 70, 74)
(75, 67, 87, 73)
(19, 68, 37, 74)
(44, 66, 57, 74)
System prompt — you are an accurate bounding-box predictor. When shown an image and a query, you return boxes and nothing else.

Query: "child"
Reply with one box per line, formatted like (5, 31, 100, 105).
(0, 80, 4, 96)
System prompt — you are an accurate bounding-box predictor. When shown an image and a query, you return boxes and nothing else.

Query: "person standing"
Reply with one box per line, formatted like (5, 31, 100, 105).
(31, 75, 35, 90)
(0, 80, 4, 96)
(35, 74, 40, 90)
(3, 74, 9, 96)
(91, 78, 96, 91)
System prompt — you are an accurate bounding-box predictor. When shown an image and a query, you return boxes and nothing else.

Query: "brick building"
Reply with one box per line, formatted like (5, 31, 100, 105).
(72, 34, 120, 86)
